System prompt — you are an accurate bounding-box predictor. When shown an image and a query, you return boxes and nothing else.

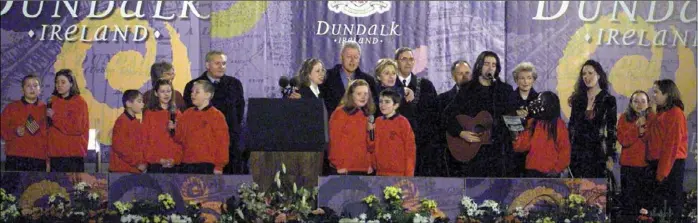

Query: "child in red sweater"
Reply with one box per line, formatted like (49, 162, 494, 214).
(513, 91, 570, 178)
(373, 89, 416, 176)
(143, 79, 183, 173)
(47, 69, 89, 172)
(109, 90, 147, 173)
(329, 79, 376, 175)
(647, 79, 687, 221)
(175, 80, 229, 174)
(1, 74, 48, 171)
(617, 90, 653, 214)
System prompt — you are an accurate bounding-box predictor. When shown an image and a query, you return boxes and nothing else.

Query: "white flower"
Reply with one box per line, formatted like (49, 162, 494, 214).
(120, 214, 144, 223)
(382, 213, 392, 220)
(359, 213, 367, 220)
(413, 213, 430, 223)
(169, 214, 193, 223)
(48, 195, 56, 203)
(513, 206, 529, 218)
(281, 163, 287, 174)
(481, 200, 500, 214)
(293, 183, 298, 194)
(367, 221, 380, 223)
(74, 182, 89, 191)
(564, 219, 571, 223)
(89, 192, 100, 201)
(235, 208, 245, 220)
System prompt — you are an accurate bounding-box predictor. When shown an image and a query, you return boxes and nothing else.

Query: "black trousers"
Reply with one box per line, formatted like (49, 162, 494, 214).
(525, 169, 560, 178)
(223, 140, 249, 174)
(620, 165, 653, 213)
(649, 159, 685, 222)
(5, 156, 46, 172)
(50, 157, 84, 172)
(465, 145, 503, 177)
(570, 142, 606, 178)
(147, 164, 178, 173)
(180, 163, 214, 174)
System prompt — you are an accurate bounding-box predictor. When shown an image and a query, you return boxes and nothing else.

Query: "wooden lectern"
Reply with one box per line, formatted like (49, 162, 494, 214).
(246, 98, 328, 190)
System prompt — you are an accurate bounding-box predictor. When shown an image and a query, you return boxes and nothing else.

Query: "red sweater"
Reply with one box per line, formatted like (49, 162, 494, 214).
(0, 98, 48, 160)
(109, 112, 145, 173)
(143, 109, 183, 165)
(373, 114, 416, 176)
(617, 113, 652, 167)
(513, 118, 571, 174)
(647, 106, 688, 181)
(174, 105, 229, 172)
(329, 106, 372, 173)
(47, 95, 89, 158)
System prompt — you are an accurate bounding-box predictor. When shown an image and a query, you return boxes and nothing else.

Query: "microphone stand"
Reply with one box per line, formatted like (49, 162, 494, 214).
(490, 75, 506, 177)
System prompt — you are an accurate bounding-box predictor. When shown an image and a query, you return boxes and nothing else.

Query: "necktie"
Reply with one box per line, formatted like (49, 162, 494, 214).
(402, 79, 407, 87)
(213, 80, 219, 87)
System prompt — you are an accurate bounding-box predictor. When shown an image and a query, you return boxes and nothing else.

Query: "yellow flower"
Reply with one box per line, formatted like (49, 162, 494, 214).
(383, 186, 401, 200)
(363, 195, 377, 204)
(421, 199, 438, 210)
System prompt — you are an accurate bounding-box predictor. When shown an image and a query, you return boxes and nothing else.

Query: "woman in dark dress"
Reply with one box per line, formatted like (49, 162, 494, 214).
(292, 58, 326, 99)
(568, 59, 617, 178)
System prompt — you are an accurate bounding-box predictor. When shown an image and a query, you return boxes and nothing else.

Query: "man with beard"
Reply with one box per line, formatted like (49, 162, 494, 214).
(443, 51, 516, 177)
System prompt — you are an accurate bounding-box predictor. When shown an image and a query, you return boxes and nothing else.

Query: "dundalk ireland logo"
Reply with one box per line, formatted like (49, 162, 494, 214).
(328, 1, 391, 17)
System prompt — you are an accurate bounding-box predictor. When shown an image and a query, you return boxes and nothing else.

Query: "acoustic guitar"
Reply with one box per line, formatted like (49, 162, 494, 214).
(446, 111, 494, 162)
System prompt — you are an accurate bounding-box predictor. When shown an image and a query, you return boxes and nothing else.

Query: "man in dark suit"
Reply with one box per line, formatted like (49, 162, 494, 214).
(435, 60, 473, 177)
(183, 51, 247, 174)
(320, 41, 377, 115)
(394, 47, 438, 176)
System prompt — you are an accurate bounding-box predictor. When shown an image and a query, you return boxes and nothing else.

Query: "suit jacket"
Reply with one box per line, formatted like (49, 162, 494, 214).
(320, 64, 377, 116)
(436, 85, 459, 115)
(183, 72, 245, 141)
(298, 86, 323, 99)
(396, 73, 438, 146)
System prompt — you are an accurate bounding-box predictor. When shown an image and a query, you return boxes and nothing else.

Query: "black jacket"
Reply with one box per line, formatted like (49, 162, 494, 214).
(298, 85, 323, 99)
(444, 80, 516, 142)
(568, 90, 617, 160)
(183, 72, 245, 140)
(320, 64, 377, 115)
(396, 73, 438, 146)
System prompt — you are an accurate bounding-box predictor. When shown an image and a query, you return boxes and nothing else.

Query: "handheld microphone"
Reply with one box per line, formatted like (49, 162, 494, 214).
(278, 76, 291, 98)
(46, 97, 53, 127)
(169, 104, 176, 136)
(368, 115, 375, 141)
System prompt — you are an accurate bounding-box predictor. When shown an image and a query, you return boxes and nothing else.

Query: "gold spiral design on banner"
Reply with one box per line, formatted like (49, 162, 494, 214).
(53, 10, 191, 145)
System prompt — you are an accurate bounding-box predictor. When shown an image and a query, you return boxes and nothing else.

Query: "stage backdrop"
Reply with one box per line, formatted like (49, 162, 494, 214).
(0, 1, 696, 186)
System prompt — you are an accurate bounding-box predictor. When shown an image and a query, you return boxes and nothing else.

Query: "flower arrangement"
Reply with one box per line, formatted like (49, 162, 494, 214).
(457, 196, 505, 223)
(0, 188, 21, 223)
(340, 185, 447, 223)
(17, 181, 108, 222)
(104, 193, 204, 223)
(509, 193, 605, 223)
(220, 163, 330, 223)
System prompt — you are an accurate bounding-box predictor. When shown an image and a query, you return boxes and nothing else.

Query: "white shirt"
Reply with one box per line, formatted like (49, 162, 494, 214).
(398, 73, 412, 87)
(310, 83, 320, 97)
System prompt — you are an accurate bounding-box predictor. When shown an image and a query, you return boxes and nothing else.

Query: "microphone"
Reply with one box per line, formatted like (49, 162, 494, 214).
(289, 76, 299, 89)
(486, 71, 495, 81)
(169, 104, 176, 136)
(46, 97, 53, 127)
(368, 115, 375, 141)
(278, 76, 291, 98)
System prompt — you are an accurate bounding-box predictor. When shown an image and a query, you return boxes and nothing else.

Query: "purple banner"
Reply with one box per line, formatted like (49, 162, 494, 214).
(0, 172, 108, 210)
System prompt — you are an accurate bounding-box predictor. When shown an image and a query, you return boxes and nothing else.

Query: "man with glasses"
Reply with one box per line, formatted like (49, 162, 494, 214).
(394, 47, 438, 176)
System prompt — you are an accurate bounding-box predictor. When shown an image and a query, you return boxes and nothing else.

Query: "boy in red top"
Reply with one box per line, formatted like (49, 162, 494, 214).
(1, 74, 48, 171)
(617, 90, 653, 212)
(47, 69, 89, 172)
(372, 89, 416, 176)
(513, 92, 570, 178)
(143, 79, 183, 173)
(175, 80, 229, 174)
(329, 79, 375, 175)
(647, 79, 687, 221)
(109, 90, 147, 173)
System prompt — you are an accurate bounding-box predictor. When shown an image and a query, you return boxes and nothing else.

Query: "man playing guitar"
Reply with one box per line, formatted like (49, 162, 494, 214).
(443, 51, 516, 177)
